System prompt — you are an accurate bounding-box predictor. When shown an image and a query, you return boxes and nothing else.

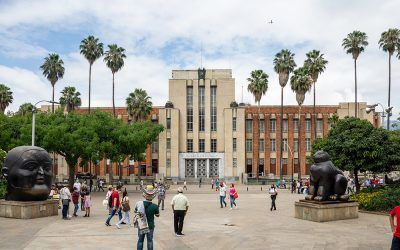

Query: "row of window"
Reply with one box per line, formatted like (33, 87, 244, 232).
(244, 119, 324, 133)
(187, 86, 217, 132)
(185, 139, 217, 153)
(243, 138, 312, 152)
(246, 158, 300, 165)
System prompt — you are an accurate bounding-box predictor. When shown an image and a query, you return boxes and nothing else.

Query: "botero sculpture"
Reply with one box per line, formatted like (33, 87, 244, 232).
(305, 150, 349, 202)
(2, 146, 53, 201)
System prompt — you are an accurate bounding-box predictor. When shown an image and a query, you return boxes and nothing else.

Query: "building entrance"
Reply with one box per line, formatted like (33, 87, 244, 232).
(185, 159, 195, 177)
(179, 153, 224, 179)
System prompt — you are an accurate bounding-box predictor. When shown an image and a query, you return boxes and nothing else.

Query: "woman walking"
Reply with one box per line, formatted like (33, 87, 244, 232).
(269, 184, 278, 211)
(116, 189, 132, 228)
(84, 188, 92, 217)
(229, 184, 238, 209)
(219, 182, 227, 208)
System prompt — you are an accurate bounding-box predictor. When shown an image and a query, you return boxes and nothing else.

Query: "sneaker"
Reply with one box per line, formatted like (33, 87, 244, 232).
(116, 224, 121, 229)
(121, 222, 126, 225)
(175, 233, 181, 237)
(179, 233, 185, 236)
(105, 223, 111, 226)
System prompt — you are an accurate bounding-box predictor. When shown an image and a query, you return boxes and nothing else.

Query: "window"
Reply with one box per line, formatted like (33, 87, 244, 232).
(294, 158, 299, 165)
(282, 119, 288, 132)
(259, 139, 264, 152)
(317, 119, 323, 133)
(199, 86, 205, 131)
(152, 141, 158, 153)
(211, 139, 217, 152)
(233, 158, 237, 168)
(166, 159, 171, 168)
(283, 138, 288, 152)
(232, 117, 237, 131)
(233, 138, 237, 152)
(199, 139, 205, 152)
(186, 87, 193, 131)
(270, 119, 276, 132)
(282, 158, 288, 165)
(270, 158, 276, 164)
(306, 138, 311, 151)
(246, 120, 253, 133)
(211, 86, 217, 131)
(166, 117, 171, 130)
(187, 139, 193, 152)
(294, 139, 299, 152)
(259, 119, 264, 133)
(294, 119, 299, 132)
(259, 158, 264, 165)
(246, 139, 253, 152)
(270, 139, 276, 152)
(306, 119, 311, 132)
(166, 138, 171, 151)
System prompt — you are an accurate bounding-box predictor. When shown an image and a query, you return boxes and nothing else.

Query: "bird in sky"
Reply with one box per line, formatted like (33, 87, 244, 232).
(268, 20, 273, 24)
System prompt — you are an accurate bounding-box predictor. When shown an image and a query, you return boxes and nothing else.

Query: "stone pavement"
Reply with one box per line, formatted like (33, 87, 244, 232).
(0, 185, 392, 250)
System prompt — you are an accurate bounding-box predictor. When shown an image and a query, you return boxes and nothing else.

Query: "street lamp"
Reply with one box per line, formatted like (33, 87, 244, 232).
(32, 100, 59, 146)
(366, 103, 388, 129)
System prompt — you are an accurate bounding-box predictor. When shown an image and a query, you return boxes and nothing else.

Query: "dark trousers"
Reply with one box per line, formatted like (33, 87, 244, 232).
(270, 195, 277, 210)
(392, 236, 400, 250)
(220, 196, 227, 207)
(174, 210, 186, 234)
(158, 198, 165, 210)
(62, 202, 69, 218)
(106, 207, 122, 224)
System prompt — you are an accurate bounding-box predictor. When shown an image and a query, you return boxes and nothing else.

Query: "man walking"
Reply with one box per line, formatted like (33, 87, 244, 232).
(105, 185, 122, 226)
(157, 184, 166, 210)
(60, 185, 71, 220)
(171, 187, 189, 236)
(183, 180, 187, 191)
(269, 184, 278, 211)
(72, 187, 79, 217)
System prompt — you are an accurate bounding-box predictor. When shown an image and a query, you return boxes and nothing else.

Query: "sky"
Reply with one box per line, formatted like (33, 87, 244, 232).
(0, 0, 399, 119)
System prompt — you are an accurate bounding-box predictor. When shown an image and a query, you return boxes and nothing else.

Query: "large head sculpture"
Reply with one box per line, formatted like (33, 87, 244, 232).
(2, 146, 53, 201)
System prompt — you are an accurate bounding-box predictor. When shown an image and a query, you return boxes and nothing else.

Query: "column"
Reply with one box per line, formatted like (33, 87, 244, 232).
(206, 159, 210, 178)
(194, 159, 198, 179)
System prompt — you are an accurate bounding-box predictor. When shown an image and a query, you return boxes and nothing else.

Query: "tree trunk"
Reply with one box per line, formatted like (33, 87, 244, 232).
(313, 82, 316, 139)
(109, 161, 114, 185)
(112, 73, 116, 117)
(88, 63, 92, 114)
(354, 59, 357, 118)
(298, 106, 302, 181)
(52, 85, 55, 113)
(354, 169, 360, 193)
(387, 54, 391, 130)
(66, 158, 77, 190)
(119, 161, 122, 181)
(280, 87, 284, 181)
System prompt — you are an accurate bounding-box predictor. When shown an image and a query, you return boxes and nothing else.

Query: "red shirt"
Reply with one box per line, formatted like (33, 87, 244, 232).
(111, 191, 120, 207)
(390, 206, 400, 238)
(72, 191, 79, 204)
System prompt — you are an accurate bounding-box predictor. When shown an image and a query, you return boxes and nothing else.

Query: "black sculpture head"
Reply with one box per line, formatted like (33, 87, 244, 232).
(313, 150, 331, 163)
(2, 146, 53, 201)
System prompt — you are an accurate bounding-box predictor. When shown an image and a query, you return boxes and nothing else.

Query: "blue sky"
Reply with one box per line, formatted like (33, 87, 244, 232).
(0, 0, 399, 120)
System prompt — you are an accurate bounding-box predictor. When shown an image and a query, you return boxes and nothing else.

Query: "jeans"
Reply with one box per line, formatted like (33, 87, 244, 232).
(229, 195, 236, 208)
(392, 236, 400, 250)
(271, 195, 277, 210)
(62, 203, 69, 218)
(73, 203, 79, 215)
(174, 210, 185, 234)
(106, 207, 122, 224)
(137, 228, 154, 250)
(220, 196, 227, 207)
(117, 211, 131, 226)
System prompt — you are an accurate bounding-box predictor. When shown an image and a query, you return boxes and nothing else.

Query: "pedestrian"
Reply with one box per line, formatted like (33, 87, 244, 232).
(80, 186, 86, 211)
(84, 188, 92, 217)
(199, 177, 202, 188)
(73, 179, 81, 193)
(297, 180, 301, 194)
(215, 179, 219, 191)
(60, 186, 71, 220)
(219, 182, 227, 208)
(229, 183, 238, 209)
(105, 185, 122, 226)
(134, 185, 159, 250)
(171, 187, 189, 236)
(89, 178, 93, 192)
(98, 179, 104, 192)
(106, 185, 113, 214)
(347, 178, 354, 194)
(282, 179, 286, 189)
(72, 187, 79, 217)
(183, 180, 187, 191)
(116, 189, 132, 228)
(157, 184, 166, 210)
(291, 180, 296, 194)
(269, 184, 278, 211)
(390, 205, 400, 250)
(211, 179, 214, 190)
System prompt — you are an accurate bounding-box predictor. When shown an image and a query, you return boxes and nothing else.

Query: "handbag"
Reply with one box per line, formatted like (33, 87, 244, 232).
(122, 197, 131, 212)
(233, 192, 238, 199)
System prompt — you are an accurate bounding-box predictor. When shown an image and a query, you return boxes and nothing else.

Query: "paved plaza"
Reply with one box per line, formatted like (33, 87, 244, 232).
(0, 184, 392, 250)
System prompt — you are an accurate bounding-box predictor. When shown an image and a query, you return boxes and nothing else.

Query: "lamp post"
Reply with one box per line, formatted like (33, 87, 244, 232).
(32, 100, 59, 146)
(366, 103, 391, 129)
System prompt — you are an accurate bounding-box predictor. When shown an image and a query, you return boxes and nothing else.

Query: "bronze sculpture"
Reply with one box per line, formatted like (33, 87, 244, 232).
(305, 150, 349, 202)
(2, 146, 53, 201)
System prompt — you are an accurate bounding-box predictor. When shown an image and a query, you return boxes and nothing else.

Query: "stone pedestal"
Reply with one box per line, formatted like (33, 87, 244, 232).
(294, 200, 358, 222)
(0, 200, 58, 219)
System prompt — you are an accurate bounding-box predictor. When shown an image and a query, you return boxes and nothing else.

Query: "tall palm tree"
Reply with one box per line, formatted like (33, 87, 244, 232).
(0, 84, 13, 114)
(104, 44, 126, 117)
(17, 103, 34, 116)
(342, 31, 368, 118)
(126, 88, 153, 123)
(80, 35, 104, 114)
(59, 86, 82, 113)
(273, 49, 296, 181)
(290, 67, 313, 180)
(378, 28, 400, 130)
(40, 53, 65, 113)
(304, 50, 328, 138)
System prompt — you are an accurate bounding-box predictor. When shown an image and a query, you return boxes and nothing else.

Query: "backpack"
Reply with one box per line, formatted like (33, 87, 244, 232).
(122, 197, 130, 212)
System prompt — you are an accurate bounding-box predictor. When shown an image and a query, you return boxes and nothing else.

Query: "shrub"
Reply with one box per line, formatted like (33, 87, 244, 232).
(350, 185, 400, 212)
(0, 181, 6, 199)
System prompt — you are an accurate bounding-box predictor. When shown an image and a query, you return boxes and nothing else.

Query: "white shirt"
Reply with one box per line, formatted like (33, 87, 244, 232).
(60, 187, 71, 200)
(171, 193, 190, 211)
(73, 182, 81, 192)
(219, 186, 226, 196)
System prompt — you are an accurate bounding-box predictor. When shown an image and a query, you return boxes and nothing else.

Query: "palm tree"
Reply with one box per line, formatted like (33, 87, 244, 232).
(104, 44, 126, 117)
(40, 53, 65, 113)
(273, 49, 296, 181)
(378, 28, 400, 130)
(80, 35, 104, 114)
(17, 103, 34, 116)
(126, 88, 153, 123)
(342, 31, 368, 118)
(59, 86, 82, 113)
(304, 50, 328, 138)
(290, 67, 313, 181)
(0, 84, 13, 113)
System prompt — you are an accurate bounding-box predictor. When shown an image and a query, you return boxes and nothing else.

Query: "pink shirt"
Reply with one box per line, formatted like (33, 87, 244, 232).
(229, 187, 236, 195)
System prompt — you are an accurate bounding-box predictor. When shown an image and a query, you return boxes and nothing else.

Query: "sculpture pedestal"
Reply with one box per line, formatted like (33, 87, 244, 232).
(294, 200, 358, 222)
(0, 200, 58, 219)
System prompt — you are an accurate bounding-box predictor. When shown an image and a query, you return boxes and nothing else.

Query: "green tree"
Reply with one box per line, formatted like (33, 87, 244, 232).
(17, 103, 34, 116)
(378, 28, 400, 130)
(304, 50, 328, 138)
(104, 44, 126, 117)
(80, 35, 104, 114)
(40, 53, 65, 113)
(126, 88, 153, 123)
(342, 31, 368, 118)
(312, 117, 400, 192)
(273, 49, 296, 180)
(59, 86, 82, 113)
(290, 66, 313, 180)
(0, 84, 13, 114)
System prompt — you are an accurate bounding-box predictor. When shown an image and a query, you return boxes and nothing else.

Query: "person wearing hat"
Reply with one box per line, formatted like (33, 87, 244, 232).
(171, 187, 190, 236)
(134, 185, 160, 250)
